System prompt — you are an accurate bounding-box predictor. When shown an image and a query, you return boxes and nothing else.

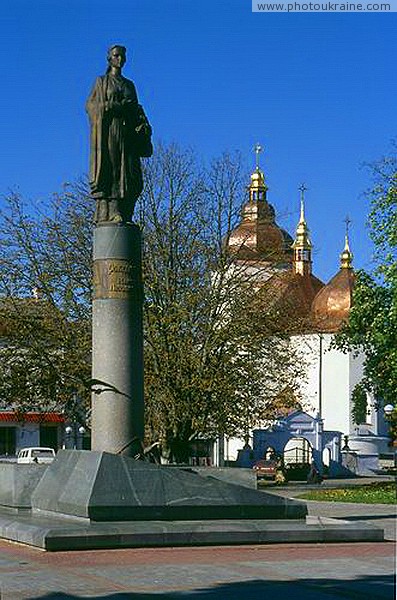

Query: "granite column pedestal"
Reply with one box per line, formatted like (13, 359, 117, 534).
(91, 223, 144, 456)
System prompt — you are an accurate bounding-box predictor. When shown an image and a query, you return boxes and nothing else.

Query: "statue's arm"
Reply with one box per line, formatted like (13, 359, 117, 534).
(86, 77, 104, 119)
(135, 104, 152, 136)
(119, 79, 140, 114)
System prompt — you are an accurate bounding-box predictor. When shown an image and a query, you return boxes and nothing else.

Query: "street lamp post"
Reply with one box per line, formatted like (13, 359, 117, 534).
(383, 404, 396, 468)
(64, 424, 86, 450)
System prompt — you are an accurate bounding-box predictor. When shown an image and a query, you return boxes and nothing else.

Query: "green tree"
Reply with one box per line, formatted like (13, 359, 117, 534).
(335, 149, 397, 436)
(140, 144, 301, 461)
(0, 143, 303, 458)
(0, 185, 92, 420)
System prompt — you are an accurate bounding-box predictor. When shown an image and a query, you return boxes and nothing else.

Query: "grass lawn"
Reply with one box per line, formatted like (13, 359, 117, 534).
(297, 482, 396, 504)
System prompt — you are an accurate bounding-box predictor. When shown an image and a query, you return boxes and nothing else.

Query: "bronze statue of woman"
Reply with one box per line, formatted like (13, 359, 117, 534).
(86, 45, 152, 223)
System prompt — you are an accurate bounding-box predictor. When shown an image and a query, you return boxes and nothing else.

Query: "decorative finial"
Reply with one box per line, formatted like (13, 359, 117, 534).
(299, 183, 307, 198)
(344, 215, 351, 238)
(248, 143, 267, 201)
(343, 215, 352, 251)
(341, 216, 353, 268)
(292, 183, 312, 276)
(254, 142, 263, 171)
(298, 183, 308, 223)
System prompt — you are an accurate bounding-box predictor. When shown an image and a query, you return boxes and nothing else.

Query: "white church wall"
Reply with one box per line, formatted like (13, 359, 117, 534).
(293, 333, 365, 437)
(292, 333, 321, 415)
(219, 332, 390, 466)
(321, 335, 351, 435)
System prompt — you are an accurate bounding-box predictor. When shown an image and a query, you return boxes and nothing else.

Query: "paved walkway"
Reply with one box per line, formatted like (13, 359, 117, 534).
(0, 477, 395, 599)
(0, 539, 395, 599)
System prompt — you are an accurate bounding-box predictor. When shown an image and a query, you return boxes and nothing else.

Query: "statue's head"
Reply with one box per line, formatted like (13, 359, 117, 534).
(106, 45, 127, 72)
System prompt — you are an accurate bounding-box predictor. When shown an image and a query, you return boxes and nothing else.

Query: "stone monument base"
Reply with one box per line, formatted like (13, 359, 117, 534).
(30, 450, 306, 521)
(0, 450, 384, 551)
(0, 511, 383, 551)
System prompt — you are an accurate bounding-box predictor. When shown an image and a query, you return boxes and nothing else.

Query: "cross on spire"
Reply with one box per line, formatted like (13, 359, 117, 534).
(298, 183, 308, 222)
(254, 142, 263, 170)
(299, 183, 307, 201)
(344, 215, 352, 237)
(341, 215, 353, 268)
(293, 182, 312, 276)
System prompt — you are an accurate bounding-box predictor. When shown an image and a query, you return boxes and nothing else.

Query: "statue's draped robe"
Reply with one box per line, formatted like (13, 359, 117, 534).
(86, 74, 147, 218)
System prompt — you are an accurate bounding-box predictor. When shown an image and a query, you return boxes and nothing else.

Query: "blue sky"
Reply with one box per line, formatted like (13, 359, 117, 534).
(1, 0, 396, 281)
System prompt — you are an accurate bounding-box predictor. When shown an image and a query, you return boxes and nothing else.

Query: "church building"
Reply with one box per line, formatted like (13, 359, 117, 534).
(219, 148, 390, 469)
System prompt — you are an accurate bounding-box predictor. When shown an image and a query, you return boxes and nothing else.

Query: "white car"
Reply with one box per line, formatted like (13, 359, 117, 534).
(17, 447, 56, 464)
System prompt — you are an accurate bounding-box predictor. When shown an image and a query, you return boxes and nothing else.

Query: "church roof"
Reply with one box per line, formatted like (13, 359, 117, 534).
(226, 149, 356, 336)
(311, 266, 355, 333)
(256, 269, 324, 333)
(227, 209, 294, 263)
(227, 168, 293, 265)
(311, 234, 355, 333)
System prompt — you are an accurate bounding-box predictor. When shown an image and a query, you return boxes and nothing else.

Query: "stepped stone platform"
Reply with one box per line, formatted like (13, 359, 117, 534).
(0, 450, 385, 551)
(30, 450, 306, 521)
(0, 510, 384, 551)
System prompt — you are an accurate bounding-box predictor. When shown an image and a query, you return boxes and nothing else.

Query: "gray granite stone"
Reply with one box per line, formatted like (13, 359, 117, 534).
(0, 463, 48, 509)
(91, 224, 144, 455)
(31, 450, 307, 521)
(0, 510, 384, 551)
(180, 466, 257, 489)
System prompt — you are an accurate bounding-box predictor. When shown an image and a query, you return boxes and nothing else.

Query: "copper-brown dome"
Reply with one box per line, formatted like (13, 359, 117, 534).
(311, 267, 355, 333)
(255, 270, 324, 333)
(227, 166, 293, 264)
(227, 200, 293, 263)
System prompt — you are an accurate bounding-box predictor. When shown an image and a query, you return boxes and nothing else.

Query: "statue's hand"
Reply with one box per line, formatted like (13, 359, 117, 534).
(135, 122, 152, 137)
(105, 100, 124, 115)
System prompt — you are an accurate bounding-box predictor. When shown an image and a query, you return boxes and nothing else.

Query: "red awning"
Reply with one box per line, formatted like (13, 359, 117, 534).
(0, 412, 65, 423)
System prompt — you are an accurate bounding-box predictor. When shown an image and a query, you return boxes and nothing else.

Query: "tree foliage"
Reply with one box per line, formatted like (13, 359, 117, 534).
(351, 382, 368, 425)
(0, 143, 303, 457)
(0, 184, 92, 418)
(139, 144, 302, 460)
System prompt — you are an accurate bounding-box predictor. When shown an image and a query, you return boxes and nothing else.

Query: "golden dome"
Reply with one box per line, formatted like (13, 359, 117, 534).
(340, 235, 353, 269)
(227, 166, 293, 263)
(311, 238, 355, 332)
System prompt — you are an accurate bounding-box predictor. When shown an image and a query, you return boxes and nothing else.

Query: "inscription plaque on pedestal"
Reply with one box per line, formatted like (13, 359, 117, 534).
(93, 259, 138, 299)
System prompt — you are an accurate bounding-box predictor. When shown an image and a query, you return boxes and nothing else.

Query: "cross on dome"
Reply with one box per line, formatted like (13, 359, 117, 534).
(254, 142, 263, 171)
(344, 215, 351, 237)
(341, 215, 353, 269)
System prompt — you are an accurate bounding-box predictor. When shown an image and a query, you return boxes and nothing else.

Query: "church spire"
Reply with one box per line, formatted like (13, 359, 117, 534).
(340, 216, 353, 269)
(292, 183, 312, 276)
(248, 142, 268, 204)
